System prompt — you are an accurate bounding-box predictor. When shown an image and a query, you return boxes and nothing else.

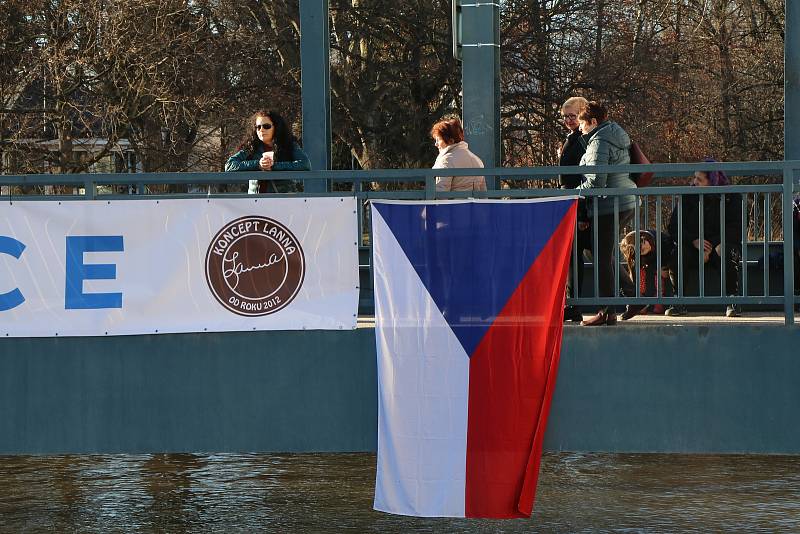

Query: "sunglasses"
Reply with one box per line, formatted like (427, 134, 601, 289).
(561, 113, 578, 120)
(255, 123, 273, 131)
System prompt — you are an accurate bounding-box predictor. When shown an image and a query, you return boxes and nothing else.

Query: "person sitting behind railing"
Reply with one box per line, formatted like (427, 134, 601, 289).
(666, 159, 742, 317)
(430, 118, 486, 192)
(575, 101, 638, 326)
(618, 230, 676, 320)
(224, 110, 310, 193)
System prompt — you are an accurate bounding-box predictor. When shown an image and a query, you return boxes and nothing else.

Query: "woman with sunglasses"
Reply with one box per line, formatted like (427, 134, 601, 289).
(558, 96, 591, 323)
(225, 110, 310, 193)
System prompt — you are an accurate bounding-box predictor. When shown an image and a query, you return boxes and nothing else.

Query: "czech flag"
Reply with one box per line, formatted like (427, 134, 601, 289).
(371, 198, 577, 518)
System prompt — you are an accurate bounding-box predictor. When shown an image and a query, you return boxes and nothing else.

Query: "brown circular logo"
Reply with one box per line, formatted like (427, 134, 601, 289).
(205, 216, 305, 316)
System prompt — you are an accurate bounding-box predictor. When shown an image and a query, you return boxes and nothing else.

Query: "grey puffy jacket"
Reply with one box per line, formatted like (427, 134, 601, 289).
(576, 121, 637, 216)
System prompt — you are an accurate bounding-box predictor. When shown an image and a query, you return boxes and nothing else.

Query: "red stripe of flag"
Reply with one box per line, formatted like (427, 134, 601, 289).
(465, 202, 577, 518)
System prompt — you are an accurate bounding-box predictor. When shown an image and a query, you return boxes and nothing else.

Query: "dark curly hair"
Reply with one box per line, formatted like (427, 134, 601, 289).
(236, 110, 296, 162)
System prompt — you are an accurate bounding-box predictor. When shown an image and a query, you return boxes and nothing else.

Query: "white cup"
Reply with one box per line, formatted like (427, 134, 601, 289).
(262, 151, 274, 160)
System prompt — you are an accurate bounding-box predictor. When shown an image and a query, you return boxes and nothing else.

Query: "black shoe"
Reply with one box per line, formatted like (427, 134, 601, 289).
(563, 306, 583, 323)
(621, 305, 648, 321)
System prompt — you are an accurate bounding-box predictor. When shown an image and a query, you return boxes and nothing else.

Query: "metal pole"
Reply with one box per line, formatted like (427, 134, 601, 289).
(787, 2, 800, 323)
(786, 1, 800, 161)
(783, 168, 795, 325)
(460, 1, 501, 188)
(300, 0, 331, 192)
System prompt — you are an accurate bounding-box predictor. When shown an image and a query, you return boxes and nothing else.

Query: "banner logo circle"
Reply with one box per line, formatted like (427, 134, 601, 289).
(205, 216, 305, 316)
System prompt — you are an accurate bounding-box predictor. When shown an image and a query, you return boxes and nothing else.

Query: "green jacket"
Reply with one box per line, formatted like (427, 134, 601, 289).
(225, 141, 311, 193)
(576, 121, 637, 215)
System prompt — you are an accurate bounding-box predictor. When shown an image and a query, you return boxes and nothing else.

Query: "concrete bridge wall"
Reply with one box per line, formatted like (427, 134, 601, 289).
(0, 324, 797, 454)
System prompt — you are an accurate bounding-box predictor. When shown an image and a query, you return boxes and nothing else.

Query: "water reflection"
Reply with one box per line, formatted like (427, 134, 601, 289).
(0, 453, 798, 532)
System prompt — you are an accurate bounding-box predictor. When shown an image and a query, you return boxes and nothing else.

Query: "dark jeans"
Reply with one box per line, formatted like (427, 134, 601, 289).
(795, 249, 800, 296)
(566, 223, 592, 300)
(795, 219, 800, 294)
(674, 243, 741, 296)
(595, 209, 634, 314)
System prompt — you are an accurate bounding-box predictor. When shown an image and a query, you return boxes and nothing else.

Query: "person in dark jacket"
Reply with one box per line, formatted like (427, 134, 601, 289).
(558, 97, 589, 189)
(559, 97, 591, 323)
(618, 230, 676, 320)
(225, 110, 310, 193)
(667, 160, 742, 317)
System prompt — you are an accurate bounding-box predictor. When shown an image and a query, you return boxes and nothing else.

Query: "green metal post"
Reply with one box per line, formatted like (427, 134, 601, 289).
(84, 179, 96, 200)
(460, 1, 501, 189)
(300, 0, 331, 192)
(783, 168, 795, 325)
(787, 1, 800, 161)
(787, 2, 799, 323)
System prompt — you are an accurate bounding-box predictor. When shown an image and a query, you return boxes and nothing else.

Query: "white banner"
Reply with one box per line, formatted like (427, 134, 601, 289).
(0, 197, 359, 337)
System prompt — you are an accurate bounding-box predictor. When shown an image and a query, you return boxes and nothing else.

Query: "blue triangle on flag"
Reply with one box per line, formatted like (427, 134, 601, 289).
(373, 200, 573, 356)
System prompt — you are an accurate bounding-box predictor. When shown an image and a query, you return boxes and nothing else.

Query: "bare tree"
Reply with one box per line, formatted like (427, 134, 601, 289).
(0, 0, 787, 183)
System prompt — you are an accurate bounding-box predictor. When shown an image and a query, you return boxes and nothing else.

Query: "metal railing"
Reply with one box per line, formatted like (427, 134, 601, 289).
(1, 160, 798, 325)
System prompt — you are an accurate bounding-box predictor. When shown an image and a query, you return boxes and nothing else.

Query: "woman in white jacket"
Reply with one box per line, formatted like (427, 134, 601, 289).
(430, 118, 487, 192)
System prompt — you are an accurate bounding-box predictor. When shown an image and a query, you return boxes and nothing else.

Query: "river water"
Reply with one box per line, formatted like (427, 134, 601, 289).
(1, 453, 798, 532)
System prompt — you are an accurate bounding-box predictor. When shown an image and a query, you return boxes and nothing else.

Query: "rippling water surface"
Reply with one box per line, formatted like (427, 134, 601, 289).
(1, 453, 799, 532)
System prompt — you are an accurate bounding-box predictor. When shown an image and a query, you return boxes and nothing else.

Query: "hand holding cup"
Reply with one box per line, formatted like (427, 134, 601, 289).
(259, 150, 274, 171)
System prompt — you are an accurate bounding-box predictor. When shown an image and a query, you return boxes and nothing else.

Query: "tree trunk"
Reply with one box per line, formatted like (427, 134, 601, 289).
(595, 0, 605, 77)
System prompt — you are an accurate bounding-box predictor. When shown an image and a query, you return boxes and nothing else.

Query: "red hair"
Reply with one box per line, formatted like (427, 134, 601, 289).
(430, 118, 464, 145)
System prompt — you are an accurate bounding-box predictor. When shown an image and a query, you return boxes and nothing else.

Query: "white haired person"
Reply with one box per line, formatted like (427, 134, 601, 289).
(559, 96, 591, 323)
